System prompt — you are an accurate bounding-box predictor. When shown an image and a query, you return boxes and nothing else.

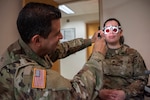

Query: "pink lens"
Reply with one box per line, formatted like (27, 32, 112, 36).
(113, 28, 117, 32)
(106, 29, 110, 33)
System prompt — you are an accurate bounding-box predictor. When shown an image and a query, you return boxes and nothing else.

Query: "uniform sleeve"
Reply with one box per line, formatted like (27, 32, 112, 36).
(123, 50, 148, 98)
(0, 65, 14, 100)
(70, 51, 104, 100)
(0, 51, 104, 100)
(49, 38, 92, 62)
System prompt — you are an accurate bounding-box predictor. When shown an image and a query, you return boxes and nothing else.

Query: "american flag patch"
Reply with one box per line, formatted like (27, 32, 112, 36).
(32, 68, 46, 89)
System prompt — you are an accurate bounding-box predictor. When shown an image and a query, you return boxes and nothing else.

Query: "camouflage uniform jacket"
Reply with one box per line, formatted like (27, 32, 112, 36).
(0, 38, 104, 100)
(102, 44, 148, 100)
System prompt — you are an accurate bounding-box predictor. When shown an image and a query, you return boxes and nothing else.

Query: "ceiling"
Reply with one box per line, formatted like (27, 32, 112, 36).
(54, 0, 131, 18)
(54, 0, 99, 17)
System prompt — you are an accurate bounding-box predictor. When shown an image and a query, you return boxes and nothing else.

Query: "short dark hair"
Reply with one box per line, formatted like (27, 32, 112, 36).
(103, 18, 122, 29)
(103, 18, 124, 45)
(17, 2, 61, 44)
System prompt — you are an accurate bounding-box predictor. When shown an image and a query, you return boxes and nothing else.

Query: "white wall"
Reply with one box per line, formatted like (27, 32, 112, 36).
(0, 0, 22, 55)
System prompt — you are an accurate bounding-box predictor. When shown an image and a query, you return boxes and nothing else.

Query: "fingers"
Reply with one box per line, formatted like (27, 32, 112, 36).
(91, 30, 104, 43)
(92, 36, 107, 56)
(99, 90, 118, 100)
(97, 30, 104, 36)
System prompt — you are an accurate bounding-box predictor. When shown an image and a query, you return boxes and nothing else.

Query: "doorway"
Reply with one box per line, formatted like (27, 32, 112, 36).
(86, 22, 99, 60)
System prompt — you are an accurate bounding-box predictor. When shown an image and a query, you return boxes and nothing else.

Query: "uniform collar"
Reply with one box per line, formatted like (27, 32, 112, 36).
(19, 38, 52, 68)
(106, 44, 129, 57)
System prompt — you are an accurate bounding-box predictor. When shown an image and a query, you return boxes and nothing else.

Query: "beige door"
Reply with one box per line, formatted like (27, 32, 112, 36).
(86, 22, 99, 60)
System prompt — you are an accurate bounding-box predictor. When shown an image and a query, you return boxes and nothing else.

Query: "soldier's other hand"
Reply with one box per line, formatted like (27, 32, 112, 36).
(99, 89, 125, 100)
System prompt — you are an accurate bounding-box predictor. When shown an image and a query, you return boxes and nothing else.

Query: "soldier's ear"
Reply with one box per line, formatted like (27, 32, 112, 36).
(31, 35, 41, 47)
(120, 30, 123, 36)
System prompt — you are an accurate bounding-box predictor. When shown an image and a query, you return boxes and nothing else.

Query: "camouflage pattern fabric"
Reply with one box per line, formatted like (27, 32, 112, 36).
(0, 38, 103, 100)
(102, 44, 148, 100)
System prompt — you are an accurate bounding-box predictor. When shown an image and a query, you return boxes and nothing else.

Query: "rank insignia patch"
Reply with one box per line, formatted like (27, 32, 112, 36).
(32, 68, 46, 89)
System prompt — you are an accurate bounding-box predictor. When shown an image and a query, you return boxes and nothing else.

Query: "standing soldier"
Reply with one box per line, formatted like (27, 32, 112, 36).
(0, 2, 107, 100)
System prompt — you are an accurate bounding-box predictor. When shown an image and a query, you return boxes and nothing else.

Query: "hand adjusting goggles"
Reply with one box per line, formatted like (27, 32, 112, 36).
(103, 26, 121, 34)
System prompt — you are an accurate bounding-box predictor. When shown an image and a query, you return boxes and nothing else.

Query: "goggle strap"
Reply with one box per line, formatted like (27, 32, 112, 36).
(103, 26, 121, 29)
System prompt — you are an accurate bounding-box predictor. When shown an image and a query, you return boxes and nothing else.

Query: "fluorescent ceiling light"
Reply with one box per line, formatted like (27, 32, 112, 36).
(58, 5, 75, 14)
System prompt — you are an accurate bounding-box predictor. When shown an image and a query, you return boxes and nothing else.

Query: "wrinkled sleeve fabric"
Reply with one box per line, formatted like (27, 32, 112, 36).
(70, 51, 104, 100)
(0, 69, 14, 99)
(50, 38, 92, 62)
(0, 52, 15, 99)
(123, 50, 148, 99)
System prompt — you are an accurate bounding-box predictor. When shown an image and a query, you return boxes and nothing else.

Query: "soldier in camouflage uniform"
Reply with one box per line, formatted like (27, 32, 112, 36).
(0, 2, 107, 100)
(98, 18, 148, 100)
